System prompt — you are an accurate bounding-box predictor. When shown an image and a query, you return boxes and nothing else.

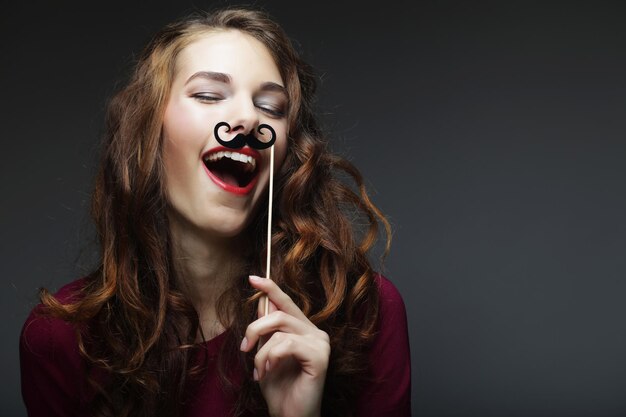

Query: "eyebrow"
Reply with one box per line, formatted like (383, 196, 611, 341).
(260, 82, 288, 97)
(185, 71, 231, 85)
(185, 71, 288, 96)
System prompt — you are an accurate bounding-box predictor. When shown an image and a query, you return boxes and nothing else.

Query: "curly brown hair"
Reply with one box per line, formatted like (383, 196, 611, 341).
(39, 6, 391, 417)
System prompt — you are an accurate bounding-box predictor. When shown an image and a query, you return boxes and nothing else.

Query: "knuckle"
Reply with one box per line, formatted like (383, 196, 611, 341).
(245, 323, 257, 338)
(318, 333, 331, 358)
(281, 291, 293, 304)
(273, 310, 288, 322)
(323, 342, 331, 358)
(268, 345, 280, 360)
(275, 338, 294, 355)
(317, 329, 330, 343)
(253, 353, 265, 368)
(310, 329, 330, 344)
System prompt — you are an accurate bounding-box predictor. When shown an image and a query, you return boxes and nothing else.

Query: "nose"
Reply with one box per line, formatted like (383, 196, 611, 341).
(227, 94, 259, 135)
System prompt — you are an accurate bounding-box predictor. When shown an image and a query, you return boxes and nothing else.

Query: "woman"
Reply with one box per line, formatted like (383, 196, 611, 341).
(20, 6, 411, 417)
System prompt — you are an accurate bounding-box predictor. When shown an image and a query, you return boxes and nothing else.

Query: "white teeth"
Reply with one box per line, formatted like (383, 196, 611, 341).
(203, 151, 257, 170)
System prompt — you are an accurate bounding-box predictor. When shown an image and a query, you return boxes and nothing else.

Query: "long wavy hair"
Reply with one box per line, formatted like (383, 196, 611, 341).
(39, 6, 391, 417)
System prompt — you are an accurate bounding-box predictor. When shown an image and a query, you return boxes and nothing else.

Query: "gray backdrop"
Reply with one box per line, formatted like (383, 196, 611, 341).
(2, 1, 625, 416)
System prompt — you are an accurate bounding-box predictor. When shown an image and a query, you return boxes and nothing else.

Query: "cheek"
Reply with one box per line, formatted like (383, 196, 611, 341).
(162, 106, 202, 183)
(162, 138, 188, 183)
(163, 100, 201, 148)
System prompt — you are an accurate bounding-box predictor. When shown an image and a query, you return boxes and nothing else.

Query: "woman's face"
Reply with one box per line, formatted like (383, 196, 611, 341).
(162, 29, 289, 238)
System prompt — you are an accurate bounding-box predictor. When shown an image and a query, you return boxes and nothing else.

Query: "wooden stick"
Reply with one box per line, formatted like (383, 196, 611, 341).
(263, 145, 275, 317)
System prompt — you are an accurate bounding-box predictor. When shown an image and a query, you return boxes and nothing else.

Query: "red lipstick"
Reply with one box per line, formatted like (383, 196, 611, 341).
(202, 146, 261, 195)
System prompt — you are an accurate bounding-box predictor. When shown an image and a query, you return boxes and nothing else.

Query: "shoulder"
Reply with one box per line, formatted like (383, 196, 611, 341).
(20, 277, 91, 414)
(20, 277, 87, 362)
(356, 273, 412, 416)
(374, 273, 406, 308)
(374, 273, 409, 330)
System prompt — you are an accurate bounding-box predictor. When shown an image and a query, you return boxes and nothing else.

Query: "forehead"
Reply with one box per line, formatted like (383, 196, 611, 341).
(174, 29, 283, 85)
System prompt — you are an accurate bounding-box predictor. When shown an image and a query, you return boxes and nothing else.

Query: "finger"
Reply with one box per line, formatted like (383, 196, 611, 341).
(255, 299, 277, 350)
(241, 310, 314, 352)
(249, 275, 308, 321)
(253, 331, 288, 380)
(257, 297, 278, 319)
(254, 332, 330, 381)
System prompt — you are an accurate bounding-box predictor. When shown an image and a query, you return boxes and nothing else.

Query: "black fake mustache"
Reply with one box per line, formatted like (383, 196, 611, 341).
(214, 122, 276, 150)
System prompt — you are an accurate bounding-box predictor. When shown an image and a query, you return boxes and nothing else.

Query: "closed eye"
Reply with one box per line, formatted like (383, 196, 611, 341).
(257, 105, 285, 117)
(256, 101, 286, 118)
(192, 93, 222, 103)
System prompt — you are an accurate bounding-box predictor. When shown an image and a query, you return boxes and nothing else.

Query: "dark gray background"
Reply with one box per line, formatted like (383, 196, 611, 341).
(2, 1, 625, 416)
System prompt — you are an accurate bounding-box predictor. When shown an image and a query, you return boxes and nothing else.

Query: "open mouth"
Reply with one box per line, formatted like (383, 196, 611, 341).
(203, 148, 259, 193)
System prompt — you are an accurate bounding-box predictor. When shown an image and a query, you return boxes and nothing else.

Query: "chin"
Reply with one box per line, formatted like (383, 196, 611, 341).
(200, 212, 255, 239)
(206, 223, 247, 239)
(167, 203, 248, 240)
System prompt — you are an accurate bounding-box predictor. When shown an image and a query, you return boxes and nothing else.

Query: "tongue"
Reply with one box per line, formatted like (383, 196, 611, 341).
(220, 172, 240, 187)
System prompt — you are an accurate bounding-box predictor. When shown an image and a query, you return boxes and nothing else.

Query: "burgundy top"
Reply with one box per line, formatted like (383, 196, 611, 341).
(20, 275, 411, 416)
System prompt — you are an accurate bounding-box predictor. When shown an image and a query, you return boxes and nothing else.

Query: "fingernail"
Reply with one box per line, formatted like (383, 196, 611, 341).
(249, 275, 261, 281)
(240, 337, 248, 351)
(253, 368, 259, 381)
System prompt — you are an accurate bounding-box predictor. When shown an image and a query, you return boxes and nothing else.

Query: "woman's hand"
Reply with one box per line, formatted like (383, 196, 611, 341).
(240, 275, 330, 417)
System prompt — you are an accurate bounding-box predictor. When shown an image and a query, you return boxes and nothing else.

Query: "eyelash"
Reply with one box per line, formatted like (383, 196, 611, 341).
(192, 94, 285, 118)
(259, 106, 285, 118)
(192, 93, 221, 102)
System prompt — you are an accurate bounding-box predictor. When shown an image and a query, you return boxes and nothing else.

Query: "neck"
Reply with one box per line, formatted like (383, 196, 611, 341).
(169, 213, 248, 339)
